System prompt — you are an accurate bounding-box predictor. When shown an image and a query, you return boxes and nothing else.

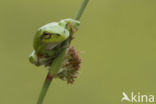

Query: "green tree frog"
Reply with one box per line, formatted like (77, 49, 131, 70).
(29, 19, 80, 67)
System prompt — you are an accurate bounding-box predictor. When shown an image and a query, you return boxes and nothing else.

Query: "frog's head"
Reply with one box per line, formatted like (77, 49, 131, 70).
(33, 22, 70, 51)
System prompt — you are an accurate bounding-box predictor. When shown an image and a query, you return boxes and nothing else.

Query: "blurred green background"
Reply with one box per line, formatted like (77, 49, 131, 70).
(0, 0, 156, 104)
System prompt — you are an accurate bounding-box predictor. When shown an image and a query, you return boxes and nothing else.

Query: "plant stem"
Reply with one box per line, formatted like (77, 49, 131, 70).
(36, 73, 53, 104)
(36, 0, 89, 104)
(36, 48, 66, 104)
(75, 0, 89, 20)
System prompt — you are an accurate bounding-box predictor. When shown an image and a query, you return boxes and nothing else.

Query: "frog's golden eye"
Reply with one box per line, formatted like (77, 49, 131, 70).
(42, 32, 52, 39)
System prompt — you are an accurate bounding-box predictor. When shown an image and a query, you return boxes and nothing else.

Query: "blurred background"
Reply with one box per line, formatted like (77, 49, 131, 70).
(0, 0, 156, 104)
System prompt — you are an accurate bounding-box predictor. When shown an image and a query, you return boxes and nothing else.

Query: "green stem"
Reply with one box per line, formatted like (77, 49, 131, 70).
(36, 0, 89, 104)
(75, 0, 89, 20)
(36, 48, 66, 104)
(36, 73, 52, 104)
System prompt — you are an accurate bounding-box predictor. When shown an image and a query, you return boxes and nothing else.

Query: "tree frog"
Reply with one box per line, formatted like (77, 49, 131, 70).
(29, 19, 80, 67)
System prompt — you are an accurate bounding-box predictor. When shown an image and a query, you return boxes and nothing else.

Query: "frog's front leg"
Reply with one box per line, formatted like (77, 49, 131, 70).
(59, 19, 80, 33)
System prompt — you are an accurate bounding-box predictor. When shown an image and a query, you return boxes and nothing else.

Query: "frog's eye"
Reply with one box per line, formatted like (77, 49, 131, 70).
(42, 32, 52, 39)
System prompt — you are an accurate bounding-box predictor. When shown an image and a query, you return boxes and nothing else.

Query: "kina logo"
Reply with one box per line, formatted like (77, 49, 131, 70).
(121, 92, 155, 103)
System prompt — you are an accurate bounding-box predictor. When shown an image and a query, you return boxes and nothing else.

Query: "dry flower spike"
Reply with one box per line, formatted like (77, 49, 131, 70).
(56, 47, 81, 84)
